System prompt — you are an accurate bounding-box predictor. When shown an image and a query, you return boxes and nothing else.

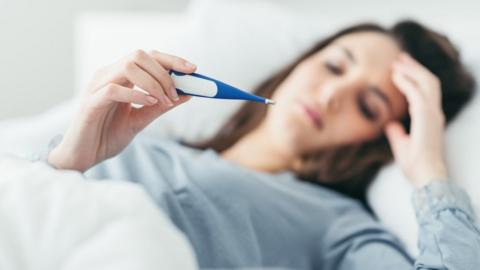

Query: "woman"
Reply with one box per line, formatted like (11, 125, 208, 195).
(46, 20, 479, 269)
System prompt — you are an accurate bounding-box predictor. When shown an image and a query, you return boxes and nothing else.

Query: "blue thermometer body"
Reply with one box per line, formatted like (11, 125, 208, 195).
(170, 71, 275, 105)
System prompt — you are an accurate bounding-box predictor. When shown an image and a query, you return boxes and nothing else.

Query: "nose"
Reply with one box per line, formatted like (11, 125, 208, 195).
(316, 82, 346, 113)
(315, 76, 365, 114)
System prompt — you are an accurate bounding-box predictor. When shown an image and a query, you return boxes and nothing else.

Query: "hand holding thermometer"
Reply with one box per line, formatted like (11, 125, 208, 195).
(170, 71, 275, 105)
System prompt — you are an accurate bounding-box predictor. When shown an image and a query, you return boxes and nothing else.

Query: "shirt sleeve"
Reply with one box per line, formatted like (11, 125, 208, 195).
(412, 180, 480, 269)
(30, 134, 64, 169)
(321, 180, 480, 270)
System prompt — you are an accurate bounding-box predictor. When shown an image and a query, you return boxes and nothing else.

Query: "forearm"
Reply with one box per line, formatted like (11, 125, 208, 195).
(330, 180, 480, 270)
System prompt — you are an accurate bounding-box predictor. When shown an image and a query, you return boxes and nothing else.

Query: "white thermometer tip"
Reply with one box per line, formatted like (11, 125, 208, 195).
(265, 99, 276, 105)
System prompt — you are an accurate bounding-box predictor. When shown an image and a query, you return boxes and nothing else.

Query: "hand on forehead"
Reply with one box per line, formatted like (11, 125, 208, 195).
(331, 31, 408, 121)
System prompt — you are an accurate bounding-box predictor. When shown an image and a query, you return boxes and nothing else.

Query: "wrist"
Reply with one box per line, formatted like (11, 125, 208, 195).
(411, 162, 449, 189)
(47, 144, 93, 173)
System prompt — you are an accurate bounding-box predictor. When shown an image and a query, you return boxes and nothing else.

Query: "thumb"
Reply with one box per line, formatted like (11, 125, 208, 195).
(384, 121, 408, 159)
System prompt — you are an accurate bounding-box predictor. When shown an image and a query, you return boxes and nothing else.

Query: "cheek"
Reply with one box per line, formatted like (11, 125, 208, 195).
(337, 122, 381, 144)
(327, 112, 382, 146)
(263, 102, 321, 151)
(272, 65, 323, 102)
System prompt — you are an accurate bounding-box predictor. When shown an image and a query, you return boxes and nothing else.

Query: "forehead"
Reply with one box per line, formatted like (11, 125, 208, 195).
(328, 31, 407, 119)
(333, 31, 401, 70)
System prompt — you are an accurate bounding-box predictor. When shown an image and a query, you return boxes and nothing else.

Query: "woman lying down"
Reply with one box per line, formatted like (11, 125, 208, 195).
(44, 20, 479, 269)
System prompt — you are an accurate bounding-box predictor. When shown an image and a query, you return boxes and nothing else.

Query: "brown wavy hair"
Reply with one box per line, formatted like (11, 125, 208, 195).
(189, 20, 476, 206)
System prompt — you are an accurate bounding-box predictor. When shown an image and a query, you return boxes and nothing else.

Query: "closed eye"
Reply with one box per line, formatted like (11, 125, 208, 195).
(357, 92, 379, 121)
(325, 62, 343, 75)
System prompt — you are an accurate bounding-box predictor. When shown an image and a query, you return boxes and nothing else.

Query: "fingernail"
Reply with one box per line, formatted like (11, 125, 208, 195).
(184, 61, 196, 68)
(170, 86, 179, 101)
(163, 96, 174, 107)
(146, 96, 158, 104)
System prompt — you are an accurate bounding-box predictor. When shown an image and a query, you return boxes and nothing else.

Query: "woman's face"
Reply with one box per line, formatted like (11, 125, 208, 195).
(263, 31, 408, 155)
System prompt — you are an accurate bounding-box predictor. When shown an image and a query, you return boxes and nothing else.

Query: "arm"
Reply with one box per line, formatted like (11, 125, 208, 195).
(323, 180, 479, 270)
(328, 53, 480, 269)
(386, 53, 480, 268)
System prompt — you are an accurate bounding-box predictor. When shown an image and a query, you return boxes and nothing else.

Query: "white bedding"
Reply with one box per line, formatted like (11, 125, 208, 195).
(0, 156, 197, 270)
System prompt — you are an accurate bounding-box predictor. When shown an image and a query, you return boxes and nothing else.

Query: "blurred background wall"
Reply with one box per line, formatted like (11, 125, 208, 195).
(0, 0, 188, 120)
(0, 0, 478, 120)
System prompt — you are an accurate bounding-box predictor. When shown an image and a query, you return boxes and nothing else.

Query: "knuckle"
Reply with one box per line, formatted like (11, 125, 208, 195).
(148, 49, 159, 56)
(132, 49, 147, 61)
(159, 71, 172, 84)
(148, 81, 161, 92)
(123, 60, 137, 73)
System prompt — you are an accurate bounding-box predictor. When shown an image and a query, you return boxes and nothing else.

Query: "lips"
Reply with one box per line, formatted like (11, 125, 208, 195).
(301, 103, 324, 129)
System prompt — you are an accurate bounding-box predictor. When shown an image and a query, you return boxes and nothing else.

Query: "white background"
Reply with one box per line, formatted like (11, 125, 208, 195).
(0, 0, 188, 120)
(0, 0, 479, 120)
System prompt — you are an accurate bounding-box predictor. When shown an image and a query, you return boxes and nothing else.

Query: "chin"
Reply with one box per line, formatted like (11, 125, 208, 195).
(266, 108, 322, 147)
(276, 125, 316, 151)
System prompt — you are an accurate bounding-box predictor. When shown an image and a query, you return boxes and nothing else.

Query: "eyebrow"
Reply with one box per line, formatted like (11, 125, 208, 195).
(340, 46, 393, 117)
(341, 47, 356, 63)
(369, 86, 393, 117)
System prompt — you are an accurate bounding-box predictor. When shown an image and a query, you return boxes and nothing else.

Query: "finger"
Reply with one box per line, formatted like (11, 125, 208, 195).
(392, 70, 425, 131)
(149, 50, 197, 73)
(394, 64, 431, 97)
(398, 54, 441, 100)
(392, 61, 426, 95)
(384, 121, 409, 159)
(130, 50, 179, 102)
(393, 60, 442, 108)
(92, 83, 160, 109)
(392, 69, 423, 111)
(130, 95, 192, 132)
(120, 60, 174, 107)
(399, 54, 432, 78)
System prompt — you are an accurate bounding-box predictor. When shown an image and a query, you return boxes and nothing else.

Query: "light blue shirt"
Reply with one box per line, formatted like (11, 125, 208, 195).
(84, 134, 480, 270)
